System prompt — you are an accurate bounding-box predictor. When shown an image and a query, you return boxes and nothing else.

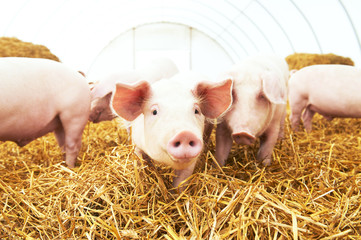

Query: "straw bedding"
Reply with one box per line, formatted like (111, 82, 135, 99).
(1, 111, 361, 239)
(286, 53, 354, 70)
(0, 37, 60, 62)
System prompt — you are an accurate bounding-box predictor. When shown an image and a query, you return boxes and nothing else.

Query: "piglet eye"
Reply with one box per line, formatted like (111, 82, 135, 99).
(194, 104, 201, 115)
(258, 92, 266, 100)
(150, 105, 159, 116)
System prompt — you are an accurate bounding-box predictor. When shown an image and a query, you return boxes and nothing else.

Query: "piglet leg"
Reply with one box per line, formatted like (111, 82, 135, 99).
(54, 125, 66, 151)
(173, 161, 197, 191)
(289, 96, 307, 131)
(301, 107, 315, 132)
(278, 110, 287, 139)
(203, 122, 214, 145)
(257, 126, 280, 166)
(215, 122, 233, 166)
(60, 112, 87, 168)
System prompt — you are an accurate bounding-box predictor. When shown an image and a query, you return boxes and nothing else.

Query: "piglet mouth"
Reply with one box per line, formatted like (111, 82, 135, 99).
(91, 118, 101, 123)
(232, 131, 256, 145)
(171, 156, 194, 164)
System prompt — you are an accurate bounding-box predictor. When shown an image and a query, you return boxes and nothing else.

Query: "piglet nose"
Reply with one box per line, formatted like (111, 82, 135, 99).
(232, 131, 256, 145)
(167, 131, 203, 161)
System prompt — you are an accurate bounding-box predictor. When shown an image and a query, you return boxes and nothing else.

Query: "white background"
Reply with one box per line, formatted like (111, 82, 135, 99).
(1, 0, 360, 81)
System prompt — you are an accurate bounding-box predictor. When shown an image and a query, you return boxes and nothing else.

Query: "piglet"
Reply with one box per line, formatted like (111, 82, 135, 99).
(215, 55, 289, 166)
(89, 58, 179, 123)
(289, 64, 361, 132)
(0, 57, 91, 167)
(111, 72, 233, 189)
(89, 70, 141, 123)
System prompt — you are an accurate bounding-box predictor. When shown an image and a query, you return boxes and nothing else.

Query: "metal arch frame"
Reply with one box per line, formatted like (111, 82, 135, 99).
(83, 4, 245, 67)
(87, 19, 238, 72)
(339, 0, 361, 56)
(254, 0, 295, 52)
(145, 14, 241, 62)
(289, 0, 323, 53)
(193, 0, 260, 52)
(85, 0, 311, 66)
(225, 0, 276, 53)
(6, 0, 360, 65)
(161, 0, 298, 58)
(157, 6, 248, 59)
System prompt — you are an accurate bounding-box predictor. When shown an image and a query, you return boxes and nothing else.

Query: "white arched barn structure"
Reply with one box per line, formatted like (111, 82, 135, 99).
(1, 0, 360, 80)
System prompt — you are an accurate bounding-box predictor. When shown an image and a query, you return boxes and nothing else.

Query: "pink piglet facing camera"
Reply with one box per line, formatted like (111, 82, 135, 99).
(111, 71, 233, 191)
(215, 55, 289, 167)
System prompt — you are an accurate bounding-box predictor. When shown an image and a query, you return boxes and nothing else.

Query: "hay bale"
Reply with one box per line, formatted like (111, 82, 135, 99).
(0, 37, 59, 61)
(286, 53, 354, 70)
(0, 112, 361, 238)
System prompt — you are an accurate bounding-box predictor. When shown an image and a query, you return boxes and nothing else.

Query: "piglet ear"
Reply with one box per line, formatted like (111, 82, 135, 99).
(90, 81, 114, 101)
(102, 92, 113, 105)
(111, 81, 150, 121)
(195, 79, 233, 119)
(261, 72, 286, 105)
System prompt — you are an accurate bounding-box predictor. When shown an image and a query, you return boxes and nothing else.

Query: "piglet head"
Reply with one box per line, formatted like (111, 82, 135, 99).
(89, 92, 116, 123)
(89, 80, 118, 123)
(163, 77, 233, 167)
(89, 71, 142, 123)
(224, 71, 286, 144)
(111, 75, 233, 171)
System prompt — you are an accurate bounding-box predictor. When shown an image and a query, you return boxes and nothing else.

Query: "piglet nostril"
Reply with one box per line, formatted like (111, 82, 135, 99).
(189, 141, 195, 147)
(174, 141, 181, 147)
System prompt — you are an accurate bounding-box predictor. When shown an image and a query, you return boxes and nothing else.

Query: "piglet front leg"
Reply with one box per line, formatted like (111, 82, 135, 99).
(257, 126, 280, 166)
(215, 121, 233, 167)
(173, 161, 197, 191)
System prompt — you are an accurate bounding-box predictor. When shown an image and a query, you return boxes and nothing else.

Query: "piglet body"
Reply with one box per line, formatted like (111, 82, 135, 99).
(111, 72, 233, 189)
(216, 55, 289, 166)
(0, 57, 91, 167)
(289, 64, 361, 132)
(89, 58, 179, 123)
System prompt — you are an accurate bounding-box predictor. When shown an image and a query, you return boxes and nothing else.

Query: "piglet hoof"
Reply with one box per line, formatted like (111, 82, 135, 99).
(65, 159, 77, 168)
(256, 155, 272, 167)
(215, 158, 226, 168)
(66, 162, 76, 168)
(171, 184, 187, 195)
(261, 158, 272, 167)
(290, 123, 300, 132)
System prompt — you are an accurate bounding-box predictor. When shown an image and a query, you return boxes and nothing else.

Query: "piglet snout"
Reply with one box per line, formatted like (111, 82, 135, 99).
(167, 131, 203, 162)
(232, 132, 256, 145)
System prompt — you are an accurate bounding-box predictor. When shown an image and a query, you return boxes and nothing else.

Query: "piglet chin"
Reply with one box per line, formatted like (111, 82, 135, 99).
(169, 156, 198, 170)
(232, 131, 256, 145)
